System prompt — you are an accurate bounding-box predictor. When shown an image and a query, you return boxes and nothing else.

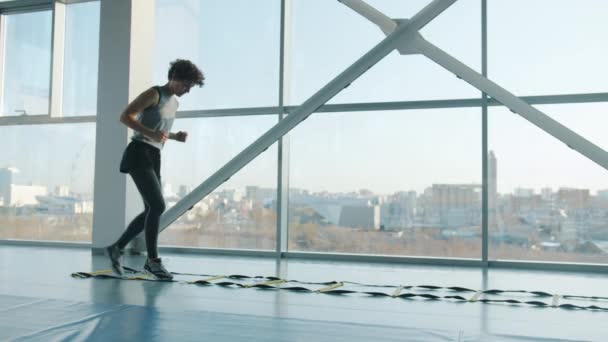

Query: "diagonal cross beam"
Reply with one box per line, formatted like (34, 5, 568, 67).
(159, 0, 458, 232)
(341, 0, 608, 170)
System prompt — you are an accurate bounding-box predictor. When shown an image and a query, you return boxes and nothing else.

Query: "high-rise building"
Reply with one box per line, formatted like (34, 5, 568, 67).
(55, 185, 70, 197)
(0, 167, 17, 206)
(488, 151, 497, 210)
(541, 187, 553, 201)
(246, 186, 258, 201)
(178, 185, 191, 198)
(432, 184, 480, 226)
(557, 187, 590, 209)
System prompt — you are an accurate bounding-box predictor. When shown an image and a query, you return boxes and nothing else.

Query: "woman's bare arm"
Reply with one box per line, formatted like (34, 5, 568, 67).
(119, 88, 167, 143)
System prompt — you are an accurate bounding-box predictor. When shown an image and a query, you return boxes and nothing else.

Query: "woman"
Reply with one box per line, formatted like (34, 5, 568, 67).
(106, 59, 204, 279)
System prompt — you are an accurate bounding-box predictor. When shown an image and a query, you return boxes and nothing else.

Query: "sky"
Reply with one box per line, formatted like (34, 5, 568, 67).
(1, 0, 608, 196)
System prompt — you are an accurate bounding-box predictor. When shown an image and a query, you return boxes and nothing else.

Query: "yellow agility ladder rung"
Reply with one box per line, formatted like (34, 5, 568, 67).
(243, 279, 286, 288)
(468, 291, 483, 302)
(317, 282, 344, 293)
(552, 294, 561, 308)
(89, 269, 113, 276)
(187, 275, 226, 284)
(126, 274, 157, 281)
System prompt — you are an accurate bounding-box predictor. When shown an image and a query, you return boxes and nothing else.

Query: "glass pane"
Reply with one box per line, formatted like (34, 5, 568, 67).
(152, 115, 278, 249)
(62, 1, 100, 116)
(489, 103, 608, 263)
(489, 0, 608, 95)
(0, 123, 96, 242)
(543, 103, 608, 152)
(2, 10, 52, 116)
(289, 0, 480, 106)
(288, 108, 481, 258)
(153, 0, 280, 110)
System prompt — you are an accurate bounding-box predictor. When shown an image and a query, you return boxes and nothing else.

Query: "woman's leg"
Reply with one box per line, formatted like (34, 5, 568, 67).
(129, 167, 165, 259)
(114, 205, 149, 250)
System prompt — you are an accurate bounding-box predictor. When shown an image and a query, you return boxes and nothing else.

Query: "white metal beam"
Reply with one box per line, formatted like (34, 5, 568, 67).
(159, 0, 458, 233)
(49, 0, 65, 118)
(341, 0, 608, 170)
(0, 0, 51, 13)
(0, 14, 6, 116)
(338, 0, 396, 35)
(276, 0, 292, 254)
(338, 0, 420, 55)
(411, 35, 608, 170)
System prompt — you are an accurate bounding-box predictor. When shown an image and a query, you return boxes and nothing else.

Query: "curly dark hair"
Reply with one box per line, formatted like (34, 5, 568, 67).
(167, 59, 205, 87)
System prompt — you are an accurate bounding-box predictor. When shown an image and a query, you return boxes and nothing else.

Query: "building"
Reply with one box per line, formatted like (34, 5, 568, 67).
(432, 184, 480, 226)
(338, 205, 380, 229)
(557, 187, 590, 210)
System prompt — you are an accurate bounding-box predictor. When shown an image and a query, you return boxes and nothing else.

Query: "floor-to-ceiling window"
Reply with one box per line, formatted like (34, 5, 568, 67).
(0, 1, 99, 242)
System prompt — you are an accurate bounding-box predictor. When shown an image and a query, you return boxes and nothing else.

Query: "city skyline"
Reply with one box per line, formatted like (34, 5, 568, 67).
(1, 1, 608, 199)
(3, 163, 608, 201)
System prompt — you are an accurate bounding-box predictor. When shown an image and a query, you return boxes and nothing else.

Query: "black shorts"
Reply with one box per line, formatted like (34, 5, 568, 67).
(119, 140, 161, 175)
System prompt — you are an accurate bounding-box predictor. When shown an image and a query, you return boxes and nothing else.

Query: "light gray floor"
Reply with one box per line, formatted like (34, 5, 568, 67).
(1, 245, 607, 341)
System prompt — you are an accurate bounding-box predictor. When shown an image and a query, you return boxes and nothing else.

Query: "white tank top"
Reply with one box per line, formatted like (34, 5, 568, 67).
(131, 86, 179, 150)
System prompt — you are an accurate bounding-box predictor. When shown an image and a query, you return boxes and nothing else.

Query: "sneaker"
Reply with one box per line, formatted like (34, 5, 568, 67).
(105, 244, 123, 276)
(144, 258, 173, 280)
